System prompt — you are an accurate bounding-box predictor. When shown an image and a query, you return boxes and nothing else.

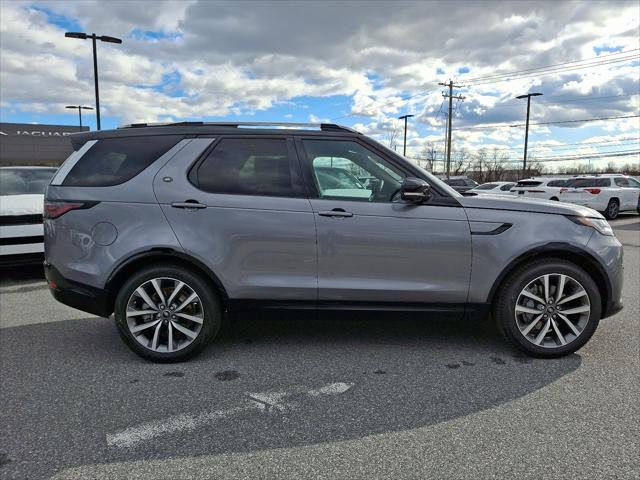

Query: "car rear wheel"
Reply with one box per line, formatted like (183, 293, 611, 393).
(494, 259, 601, 358)
(114, 264, 221, 362)
(550, 197, 559, 201)
(603, 199, 619, 220)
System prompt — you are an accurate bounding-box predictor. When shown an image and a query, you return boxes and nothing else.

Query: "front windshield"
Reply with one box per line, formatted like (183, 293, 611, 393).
(0, 168, 57, 196)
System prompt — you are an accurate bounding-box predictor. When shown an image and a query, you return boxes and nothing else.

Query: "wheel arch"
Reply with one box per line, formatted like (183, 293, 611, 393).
(105, 248, 229, 315)
(487, 243, 611, 315)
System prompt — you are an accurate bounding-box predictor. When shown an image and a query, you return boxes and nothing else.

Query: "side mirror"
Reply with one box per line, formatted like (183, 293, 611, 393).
(401, 177, 431, 203)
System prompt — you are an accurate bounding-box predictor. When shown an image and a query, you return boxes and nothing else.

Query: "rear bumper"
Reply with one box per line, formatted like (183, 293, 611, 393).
(44, 262, 112, 317)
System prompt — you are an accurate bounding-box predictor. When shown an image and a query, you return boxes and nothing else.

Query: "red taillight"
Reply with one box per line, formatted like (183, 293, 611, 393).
(44, 200, 97, 219)
(584, 188, 601, 194)
(560, 188, 568, 193)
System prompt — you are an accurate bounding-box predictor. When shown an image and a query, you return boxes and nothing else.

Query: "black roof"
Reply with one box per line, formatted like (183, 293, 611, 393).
(69, 122, 360, 150)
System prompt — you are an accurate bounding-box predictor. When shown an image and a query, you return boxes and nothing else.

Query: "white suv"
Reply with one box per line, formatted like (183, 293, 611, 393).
(558, 175, 640, 219)
(511, 177, 570, 201)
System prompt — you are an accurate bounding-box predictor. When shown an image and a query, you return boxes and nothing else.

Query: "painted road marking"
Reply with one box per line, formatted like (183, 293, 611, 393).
(106, 382, 354, 448)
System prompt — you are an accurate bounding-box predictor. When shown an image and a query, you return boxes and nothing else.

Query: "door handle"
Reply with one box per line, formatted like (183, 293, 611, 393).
(171, 200, 206, 210)
(318, 209, 353, 218)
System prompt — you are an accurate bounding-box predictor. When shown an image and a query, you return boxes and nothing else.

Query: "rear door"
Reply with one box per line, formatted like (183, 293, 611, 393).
(154, 136, 317, 302)
(295, 137, 471, 309)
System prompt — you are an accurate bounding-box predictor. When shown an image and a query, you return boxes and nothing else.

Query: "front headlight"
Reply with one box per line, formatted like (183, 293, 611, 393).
(566, 215, 614, 236)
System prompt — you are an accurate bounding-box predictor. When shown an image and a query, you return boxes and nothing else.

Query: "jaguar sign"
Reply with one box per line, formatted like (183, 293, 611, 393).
(0, 123, 89, 166)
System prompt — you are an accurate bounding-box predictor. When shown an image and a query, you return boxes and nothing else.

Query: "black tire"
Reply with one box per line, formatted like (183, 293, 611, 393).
(494, 258, 601, 358)
(603, 199, 619, 220)
(549, 197, 559, 201)
(114, 264, 222, 362)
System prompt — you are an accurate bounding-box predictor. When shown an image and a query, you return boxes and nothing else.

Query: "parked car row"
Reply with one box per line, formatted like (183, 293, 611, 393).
(459, 174, 640, 220)
(0, 166, 58, 265)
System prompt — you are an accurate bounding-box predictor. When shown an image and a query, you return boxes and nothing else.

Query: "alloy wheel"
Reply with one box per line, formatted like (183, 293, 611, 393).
(125, 277, 204, 353)
(607, 201, 619, 219)
(515, 273, 590, 349)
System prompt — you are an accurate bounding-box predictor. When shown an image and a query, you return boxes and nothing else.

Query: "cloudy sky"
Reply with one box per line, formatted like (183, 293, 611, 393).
(1, 0, 639, 171)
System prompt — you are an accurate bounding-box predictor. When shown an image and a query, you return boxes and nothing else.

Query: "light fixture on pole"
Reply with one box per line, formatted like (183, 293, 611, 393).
(65, 32, 123, 130)
(398, 114, 415, 156)
(516, 92, 543, 175)
(65, 105, 94, 130)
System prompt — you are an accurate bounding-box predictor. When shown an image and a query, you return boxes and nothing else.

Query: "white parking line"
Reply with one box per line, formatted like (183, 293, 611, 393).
(106, 382, 353, 448)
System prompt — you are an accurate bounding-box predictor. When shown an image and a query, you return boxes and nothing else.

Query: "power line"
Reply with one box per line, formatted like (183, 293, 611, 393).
(473, 140, 640, 155)
(332, 49, 640, 120)
(455, 114, 640, 130)
(467, 92, 640, 109)
(462, 48, 639, 82)
(465, 56, 639, 86)
(463, 49, 640, 83)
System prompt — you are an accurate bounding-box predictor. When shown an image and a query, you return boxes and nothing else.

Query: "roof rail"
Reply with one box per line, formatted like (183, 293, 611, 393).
(118, 121, 358, 133)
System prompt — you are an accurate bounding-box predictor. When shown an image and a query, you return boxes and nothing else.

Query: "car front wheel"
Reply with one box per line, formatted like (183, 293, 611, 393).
(114, 264, 222, 362)
(494, 259, 601, 358)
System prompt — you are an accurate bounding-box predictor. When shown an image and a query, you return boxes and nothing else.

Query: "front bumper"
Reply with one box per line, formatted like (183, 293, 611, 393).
(44, 262, 112, 317)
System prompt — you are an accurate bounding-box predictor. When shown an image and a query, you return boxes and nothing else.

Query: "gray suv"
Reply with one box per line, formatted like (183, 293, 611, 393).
(44, 122, 623, 362)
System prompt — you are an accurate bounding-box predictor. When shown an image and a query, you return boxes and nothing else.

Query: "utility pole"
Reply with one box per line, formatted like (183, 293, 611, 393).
(398, 114, 414, 156)
(516, 92, 543, 176)
(439, 80, 465, 179)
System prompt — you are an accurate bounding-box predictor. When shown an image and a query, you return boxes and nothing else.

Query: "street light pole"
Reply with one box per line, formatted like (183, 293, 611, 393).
(66, 105, 94, 130)
(398, 114, 414, 156)
(516, 92, 543, 176)
(65, 32, 123, 130)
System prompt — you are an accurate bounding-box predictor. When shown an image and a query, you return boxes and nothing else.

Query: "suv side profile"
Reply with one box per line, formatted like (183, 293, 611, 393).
(558, 175, 640, 219)
(44, 122, 624, 362)
(510, 177, 570, 201)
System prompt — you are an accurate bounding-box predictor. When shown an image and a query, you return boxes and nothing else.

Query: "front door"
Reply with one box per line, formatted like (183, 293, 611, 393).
(296, 137, 472, 308)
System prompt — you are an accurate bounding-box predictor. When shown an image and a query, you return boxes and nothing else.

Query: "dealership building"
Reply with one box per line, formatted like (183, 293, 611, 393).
(0, 123, 89, 167)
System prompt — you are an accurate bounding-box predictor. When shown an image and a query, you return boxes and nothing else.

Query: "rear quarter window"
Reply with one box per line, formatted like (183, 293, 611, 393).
(546, 180, 567, 187)
(63, 135, 182, 187)
(515, 181, 543, 187)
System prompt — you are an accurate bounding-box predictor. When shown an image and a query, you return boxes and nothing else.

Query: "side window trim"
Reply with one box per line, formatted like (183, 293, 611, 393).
(189, 135, 304, 198)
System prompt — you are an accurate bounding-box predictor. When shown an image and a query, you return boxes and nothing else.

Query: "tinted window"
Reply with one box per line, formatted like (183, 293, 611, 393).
(302, 140, 403, 201)
(476, 183, 498, 190)
(0, 168, 57, 195)
(197, 139, 293, 197)
(447, 179, 466, 186)
(63, 136, 181, 187)
(465, 179, 479, 187)
(547, 180, 567, 187)
(614, 177, 629, 187)
(515, 181, 543, 187)
(627, 177, 640, 188)
(565, 178, 610, 188)
(500, 183, 515, 191)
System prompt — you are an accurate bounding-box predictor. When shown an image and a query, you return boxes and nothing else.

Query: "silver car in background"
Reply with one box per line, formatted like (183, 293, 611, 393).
(43, 122, 623, 362)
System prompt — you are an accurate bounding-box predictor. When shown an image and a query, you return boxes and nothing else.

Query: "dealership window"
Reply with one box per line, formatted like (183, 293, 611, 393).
(63, 135, 182, 187)
(196, 138, 294, 197)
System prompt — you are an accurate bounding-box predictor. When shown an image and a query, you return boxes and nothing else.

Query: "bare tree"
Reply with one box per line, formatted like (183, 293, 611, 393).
(420, 142, 439, 173)
(450, 148, 469, 176)
(385, 125, 399, 152)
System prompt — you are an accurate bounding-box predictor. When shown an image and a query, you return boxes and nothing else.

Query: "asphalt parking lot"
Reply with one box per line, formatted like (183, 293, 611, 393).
(1, 214, 638, 480)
